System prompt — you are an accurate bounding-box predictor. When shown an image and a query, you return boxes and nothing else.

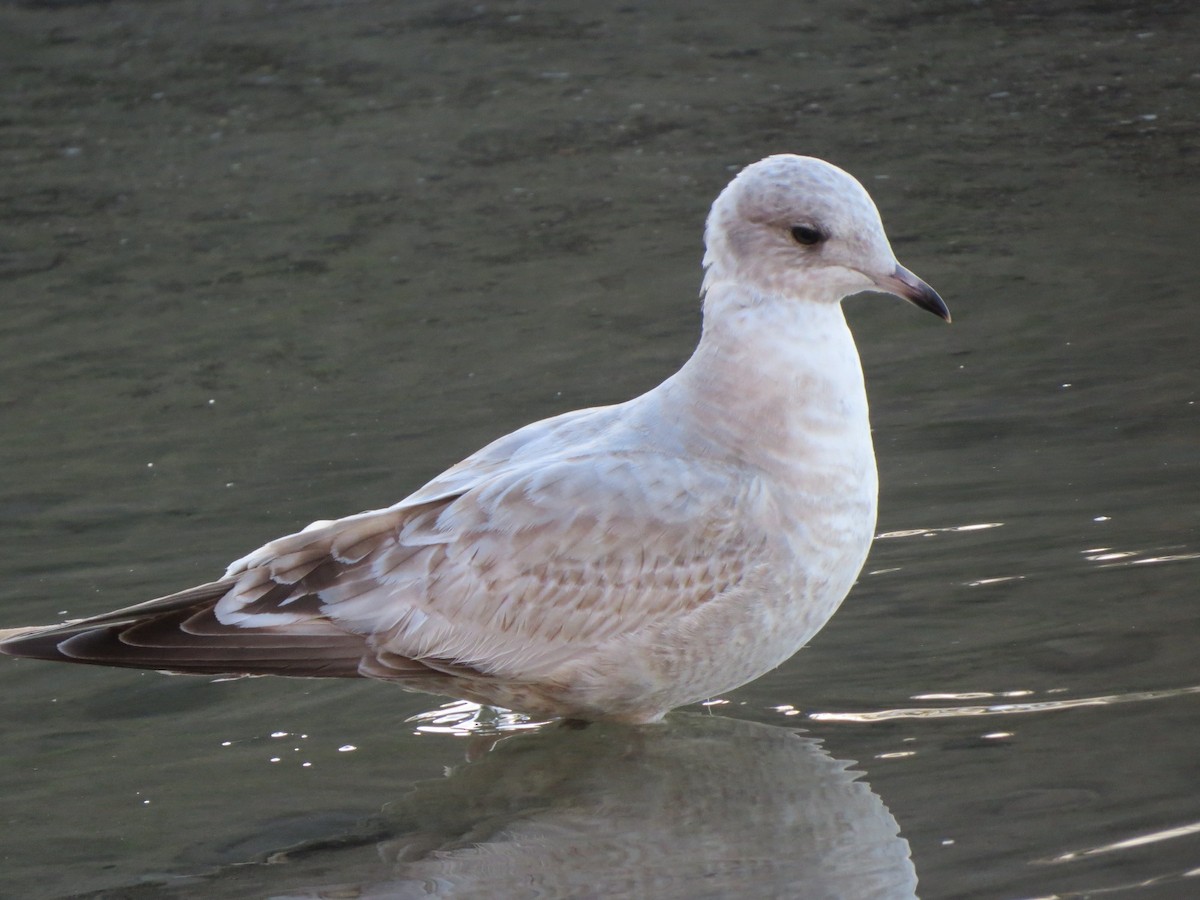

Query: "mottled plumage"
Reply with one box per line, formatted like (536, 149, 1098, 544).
(0, 155, 948, 722)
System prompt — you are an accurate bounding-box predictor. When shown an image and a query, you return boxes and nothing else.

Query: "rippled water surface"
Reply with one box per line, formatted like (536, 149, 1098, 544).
(2, 2, 1198, 898)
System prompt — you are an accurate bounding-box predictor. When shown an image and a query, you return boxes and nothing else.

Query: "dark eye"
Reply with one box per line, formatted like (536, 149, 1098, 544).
(790, 224, 824, 246)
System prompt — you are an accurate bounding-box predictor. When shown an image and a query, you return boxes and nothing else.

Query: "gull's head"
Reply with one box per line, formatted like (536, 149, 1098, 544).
(703, 154, 949, 321)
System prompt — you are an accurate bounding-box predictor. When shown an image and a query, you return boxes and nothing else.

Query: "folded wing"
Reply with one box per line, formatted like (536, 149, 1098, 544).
(1, 446, 774, 688)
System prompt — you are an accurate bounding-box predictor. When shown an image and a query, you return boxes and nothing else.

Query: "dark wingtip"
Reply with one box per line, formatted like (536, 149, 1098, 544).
(0, 625, 78, 661)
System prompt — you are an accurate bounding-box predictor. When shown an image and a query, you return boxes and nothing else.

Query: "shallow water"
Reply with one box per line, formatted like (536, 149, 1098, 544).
(1, 1, 1198, 898)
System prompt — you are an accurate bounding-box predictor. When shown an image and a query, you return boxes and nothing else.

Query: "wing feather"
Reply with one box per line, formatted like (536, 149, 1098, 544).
(2, 410, 779, 697)
(297, 451, 777, 679)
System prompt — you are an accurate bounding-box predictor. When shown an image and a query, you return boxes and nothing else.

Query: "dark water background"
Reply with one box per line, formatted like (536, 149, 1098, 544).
(1, 1, 1198, 897)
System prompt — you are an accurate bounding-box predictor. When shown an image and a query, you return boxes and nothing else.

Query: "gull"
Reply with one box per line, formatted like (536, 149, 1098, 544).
(0, 155, 949, 723)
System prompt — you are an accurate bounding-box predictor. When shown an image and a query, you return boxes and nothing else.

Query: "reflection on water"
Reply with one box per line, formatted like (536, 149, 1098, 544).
(407, 698, 555, 737)
(810, 684, 1200, 723)
(1046, 818, 1200, 865)
(874, 523, 1006, 541)
(1032, 820, 1200, 898)
(84, 714, 916, 900)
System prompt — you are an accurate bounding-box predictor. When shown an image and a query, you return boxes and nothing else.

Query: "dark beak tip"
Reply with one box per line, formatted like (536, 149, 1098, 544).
(888, 264, 950, 323)
(901, 283, 951, 323)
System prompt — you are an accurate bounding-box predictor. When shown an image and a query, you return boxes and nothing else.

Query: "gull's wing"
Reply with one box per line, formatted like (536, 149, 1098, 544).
(223, 449, 776, 681)
(1, 412, 779, 685)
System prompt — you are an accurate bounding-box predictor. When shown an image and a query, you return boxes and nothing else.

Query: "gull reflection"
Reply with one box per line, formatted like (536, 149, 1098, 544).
(173, 714, 916, 899)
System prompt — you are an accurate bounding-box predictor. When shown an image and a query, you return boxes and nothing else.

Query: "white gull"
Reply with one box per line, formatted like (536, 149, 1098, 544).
(0, 155, 949, 723)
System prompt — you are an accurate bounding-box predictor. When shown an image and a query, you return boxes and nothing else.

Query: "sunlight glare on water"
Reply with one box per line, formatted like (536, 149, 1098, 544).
(808, 685, 1200, 723)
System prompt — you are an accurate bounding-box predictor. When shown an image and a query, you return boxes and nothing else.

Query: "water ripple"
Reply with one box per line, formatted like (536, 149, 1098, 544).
(1045, 818, 1200, 863)
(875, 522, 1005, 540)
(808, 684, 1200, 723)
(406, 699, 551, 735)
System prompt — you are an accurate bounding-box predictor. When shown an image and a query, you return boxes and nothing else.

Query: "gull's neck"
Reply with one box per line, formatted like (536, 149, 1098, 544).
(654, 280, 874, 481)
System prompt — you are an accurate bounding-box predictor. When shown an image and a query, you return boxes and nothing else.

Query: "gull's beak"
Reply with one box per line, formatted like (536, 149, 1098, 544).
(874, 263, 951, 323)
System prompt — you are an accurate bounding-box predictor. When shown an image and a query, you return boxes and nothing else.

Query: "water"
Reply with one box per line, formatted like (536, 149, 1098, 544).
(1, 1, 1197, 897)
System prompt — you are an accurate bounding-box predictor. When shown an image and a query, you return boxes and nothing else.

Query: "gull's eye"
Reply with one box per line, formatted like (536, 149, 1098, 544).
(789, 224, 824, 246)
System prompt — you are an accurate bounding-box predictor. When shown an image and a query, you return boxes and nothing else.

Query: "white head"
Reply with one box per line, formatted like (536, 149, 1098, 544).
(702, 155, 949, 320)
